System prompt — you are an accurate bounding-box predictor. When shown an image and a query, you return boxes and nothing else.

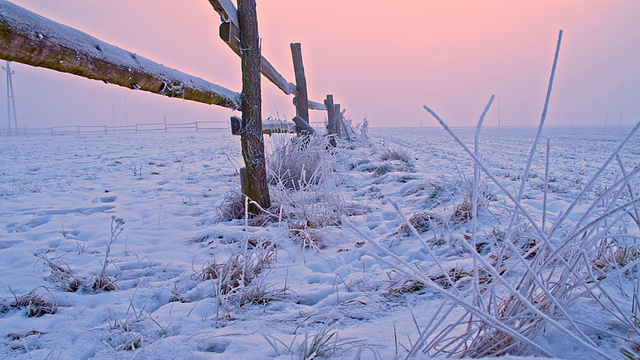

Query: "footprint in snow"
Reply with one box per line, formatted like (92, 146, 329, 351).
(5, 216, 51, 233)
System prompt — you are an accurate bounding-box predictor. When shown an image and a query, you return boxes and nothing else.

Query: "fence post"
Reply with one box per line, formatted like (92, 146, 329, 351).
(324, 94, 336, 146)
(334, 103, 341, 138)
(290, 43, 309, 136)
(238, 0, 271, 213)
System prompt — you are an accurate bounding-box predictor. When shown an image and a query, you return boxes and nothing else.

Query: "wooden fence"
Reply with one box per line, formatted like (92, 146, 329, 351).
(0, 120, 229, 136)
(0, 119, 328, 137)
(0, 0, 350, 213)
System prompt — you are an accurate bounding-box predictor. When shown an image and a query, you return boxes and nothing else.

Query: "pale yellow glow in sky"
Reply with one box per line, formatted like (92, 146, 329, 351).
(6, 0, 640, 127)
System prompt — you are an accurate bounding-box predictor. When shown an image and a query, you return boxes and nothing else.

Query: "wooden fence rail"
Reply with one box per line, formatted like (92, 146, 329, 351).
(0, 1, 241, 109)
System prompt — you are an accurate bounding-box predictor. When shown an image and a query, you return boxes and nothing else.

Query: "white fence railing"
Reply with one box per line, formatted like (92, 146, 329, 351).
(0, 120, 229, 136)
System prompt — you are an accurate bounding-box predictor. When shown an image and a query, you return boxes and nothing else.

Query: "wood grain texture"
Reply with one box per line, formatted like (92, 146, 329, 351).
(0, 1, 241, 109)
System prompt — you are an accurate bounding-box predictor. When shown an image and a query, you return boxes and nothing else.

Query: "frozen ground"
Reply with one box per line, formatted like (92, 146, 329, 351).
(0, 125, 638, 359)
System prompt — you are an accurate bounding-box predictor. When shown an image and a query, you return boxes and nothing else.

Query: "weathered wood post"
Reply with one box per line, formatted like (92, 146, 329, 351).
(324, 94, 336, 146)
(237, 0, 271, 213)
(290, 43, 309, 135)
(334, 103, 342, 138)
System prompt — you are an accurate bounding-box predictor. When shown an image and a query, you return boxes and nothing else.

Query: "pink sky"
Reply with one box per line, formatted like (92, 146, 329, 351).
(5, 0, 640, 128)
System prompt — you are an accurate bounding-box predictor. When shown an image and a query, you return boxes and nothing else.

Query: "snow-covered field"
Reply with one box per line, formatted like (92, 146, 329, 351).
(0, 125, 638, 359)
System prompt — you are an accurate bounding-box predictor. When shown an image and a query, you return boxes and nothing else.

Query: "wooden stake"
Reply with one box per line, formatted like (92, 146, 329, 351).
(238, 0, 270, 213)
(324, 95, 336, 146)
(291, 43, 309, 135)
(334, 104, 342, 138)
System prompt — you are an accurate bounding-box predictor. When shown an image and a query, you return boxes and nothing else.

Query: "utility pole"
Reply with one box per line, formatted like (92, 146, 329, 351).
(3, 61, 18, 136)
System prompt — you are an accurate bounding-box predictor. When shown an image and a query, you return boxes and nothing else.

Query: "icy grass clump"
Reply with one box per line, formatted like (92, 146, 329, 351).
(262, 317, 367, 359)
(196, 236, 283, 317)
(267, 134, 346, 249)
(215, 188, 245, 222)
(266, 134, 333, 190)
(0, 287, 57, 318)
(380, 142, 416, 168)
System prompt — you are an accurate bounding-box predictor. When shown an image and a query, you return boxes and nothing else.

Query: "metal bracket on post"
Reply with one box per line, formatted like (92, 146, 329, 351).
(230, 116, 243, 135)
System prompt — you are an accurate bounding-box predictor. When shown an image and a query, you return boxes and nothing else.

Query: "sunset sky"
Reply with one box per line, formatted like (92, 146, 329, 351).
(4, 0, 640, 128)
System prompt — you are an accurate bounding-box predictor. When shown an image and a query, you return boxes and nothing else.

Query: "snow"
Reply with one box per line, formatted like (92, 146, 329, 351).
(0, 126, 638, 359)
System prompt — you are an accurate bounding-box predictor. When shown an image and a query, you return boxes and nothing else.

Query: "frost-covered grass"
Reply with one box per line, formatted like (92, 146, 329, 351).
(0, 126, 638, 359)
(358, 114, 640, 358)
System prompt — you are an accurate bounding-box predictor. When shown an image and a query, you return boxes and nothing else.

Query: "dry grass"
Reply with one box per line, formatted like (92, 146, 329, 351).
(37, 216, 124, 293)
(89, 274, 117, 292)
(384, 103, 640, 358)
(397, 210, 443, 234)
(450, 179, 492, 225)
(38, 255, 83, 292)
(263, 318, 363, 359)
(267, 134, 347, 248)
(215, 187, 245, 221)
(4, 288, 58, 317)
(383, 271, 425, 298)
(351, 88, 640, 357)
(197, 238, 276, 297)
(88, 216, 124, 292)
(380, 143, 416, 167)
(267, 134, 332, 190)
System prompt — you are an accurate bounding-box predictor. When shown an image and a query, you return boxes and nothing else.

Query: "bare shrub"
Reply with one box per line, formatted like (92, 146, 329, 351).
(593, 239, 640, 270)
(104, 310, 147, 351)
(298, 324, 343, 359)
(262, 320, 363, 359)
(7, 330, 45, 341)
(289, 227, 324, 251)
(89, 274, 117, 292)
